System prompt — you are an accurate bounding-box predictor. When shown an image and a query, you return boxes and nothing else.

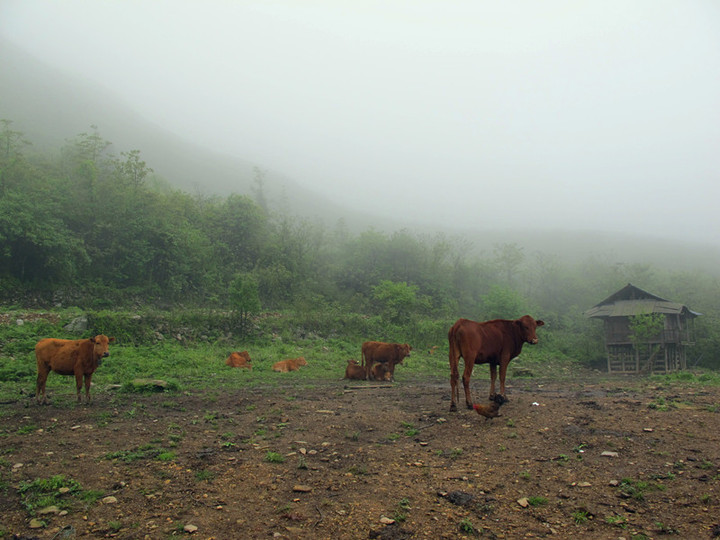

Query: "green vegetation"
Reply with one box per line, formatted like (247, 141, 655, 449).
(1, 119, 720, 387)
(265, 451, 285, 463)
(527, 496, 548, 507)
(18, 475, 88, 515)
(458, 517, 477, 535)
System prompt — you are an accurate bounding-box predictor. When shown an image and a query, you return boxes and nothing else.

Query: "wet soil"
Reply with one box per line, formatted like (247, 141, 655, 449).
(1, 373, 719, 539)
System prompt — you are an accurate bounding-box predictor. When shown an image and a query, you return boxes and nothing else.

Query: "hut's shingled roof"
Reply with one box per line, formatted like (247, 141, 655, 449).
(584, 283, 700, 319)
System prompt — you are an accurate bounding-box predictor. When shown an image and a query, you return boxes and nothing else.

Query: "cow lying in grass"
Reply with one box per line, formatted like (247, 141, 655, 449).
(226, 351, 252, 368)
(272, 357, 307, 372)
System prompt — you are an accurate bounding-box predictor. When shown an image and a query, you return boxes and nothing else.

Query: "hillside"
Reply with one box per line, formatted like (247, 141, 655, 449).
(2, 37, 719, 274)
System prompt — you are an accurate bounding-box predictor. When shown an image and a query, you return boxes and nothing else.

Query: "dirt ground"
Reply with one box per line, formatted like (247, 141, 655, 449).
(1, 372, 720, 540)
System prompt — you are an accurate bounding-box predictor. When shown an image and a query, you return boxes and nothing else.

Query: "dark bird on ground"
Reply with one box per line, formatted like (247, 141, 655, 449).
(473, 394, 506, 420)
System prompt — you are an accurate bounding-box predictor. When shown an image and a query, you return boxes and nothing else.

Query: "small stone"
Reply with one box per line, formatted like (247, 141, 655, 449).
(609, 480, 620, 487)
(517, 497, 529, 508)
(102, 496, 118, 504)
(38, 505, 60, 515)
(293, 485, 312, 493)
(380, 516, 395, 524)
(29, 518, 44, 528)
(601, 451, 619, 458)
(184, 524, 198, 533)
(58, 487, 71, 494)
(643, 427, 654, 432)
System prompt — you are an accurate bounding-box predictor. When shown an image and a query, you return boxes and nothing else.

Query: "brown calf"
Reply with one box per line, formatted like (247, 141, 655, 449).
(272, 357, 308, 373)
(35, 335, 115, 404)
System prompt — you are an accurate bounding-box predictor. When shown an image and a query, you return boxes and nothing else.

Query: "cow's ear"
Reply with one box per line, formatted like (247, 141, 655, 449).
(90, 336, 97, 343)
(536, 320, 545, 327)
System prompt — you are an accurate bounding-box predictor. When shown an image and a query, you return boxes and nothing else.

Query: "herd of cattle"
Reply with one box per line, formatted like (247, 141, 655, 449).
(33, 315, 544, 416)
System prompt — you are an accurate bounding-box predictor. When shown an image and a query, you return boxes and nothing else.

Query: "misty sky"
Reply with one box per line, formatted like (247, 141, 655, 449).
(2, 1, 719, 243)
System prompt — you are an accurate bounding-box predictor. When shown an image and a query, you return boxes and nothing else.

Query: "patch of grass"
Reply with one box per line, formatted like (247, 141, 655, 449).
(387, 433, 401, 441)
(605, 514, 627, 528)
(195, 470, 215, 482)
(18, 475, 82, 514)
(265, 451, 285, 463)
(527, 496, 548, 507)
(572, 510, 589, 524)
(156, 451, 176, 462)
(347, 465, 367, 475)
(458, 517, 477, 535)
(17, 424, 38, 435)
(618, 478, 664, 500)
(519, 470, 531, 480)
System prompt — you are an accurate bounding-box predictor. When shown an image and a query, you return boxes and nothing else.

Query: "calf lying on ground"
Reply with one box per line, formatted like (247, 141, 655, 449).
(226, 351, 252, 368)
(272, 357, 307, 373)
(344, 359, 366, 380)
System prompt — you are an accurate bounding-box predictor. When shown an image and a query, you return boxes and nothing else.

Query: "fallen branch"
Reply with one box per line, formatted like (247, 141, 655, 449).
(343, 384, 393, 391)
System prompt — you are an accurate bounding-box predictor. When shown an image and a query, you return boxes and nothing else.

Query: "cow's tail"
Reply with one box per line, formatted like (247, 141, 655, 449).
(448, 325, 459, 376)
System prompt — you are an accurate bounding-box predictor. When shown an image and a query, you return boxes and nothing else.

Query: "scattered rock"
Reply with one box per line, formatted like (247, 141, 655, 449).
(601, 451, 619, 458)
(380, 516, 395, 524)
(517, 497, 529, 508)
(292, 485, 312, 493)
(131, 379, 169, 390)
(63, 315, 88, 333)
(29, 518, 44, 529)
(444, 491, 475, 506)
(102, 496, 118, 504)
(183, 524, 198, 533)
(37, 505, 60, 515)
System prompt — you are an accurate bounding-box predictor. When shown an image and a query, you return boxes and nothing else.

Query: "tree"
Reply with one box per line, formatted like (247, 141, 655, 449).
(114, 150, 153, 191)
(229, 273, 261, 336)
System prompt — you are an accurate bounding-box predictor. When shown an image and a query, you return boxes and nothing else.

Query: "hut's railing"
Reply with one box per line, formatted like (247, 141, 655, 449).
(605, 328, 692, 345)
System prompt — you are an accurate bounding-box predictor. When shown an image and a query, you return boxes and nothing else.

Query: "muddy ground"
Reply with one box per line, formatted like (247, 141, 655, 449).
(1, 372, 719, 540)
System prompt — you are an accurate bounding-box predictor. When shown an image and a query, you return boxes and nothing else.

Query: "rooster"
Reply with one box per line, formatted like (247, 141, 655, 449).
(473, 394, 505, 420)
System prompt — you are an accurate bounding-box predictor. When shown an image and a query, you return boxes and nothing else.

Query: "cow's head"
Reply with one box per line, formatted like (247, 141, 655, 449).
(90, 334, 115, 362)
(296, 356, 308, 367)
(516, 316, 544, 344)
(398, 343, 412, 359)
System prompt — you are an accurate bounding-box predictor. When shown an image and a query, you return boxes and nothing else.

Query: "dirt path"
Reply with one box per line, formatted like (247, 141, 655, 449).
(1, 374, 719, 539)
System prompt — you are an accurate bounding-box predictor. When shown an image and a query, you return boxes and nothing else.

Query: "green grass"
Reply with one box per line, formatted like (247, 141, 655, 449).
(2, 308, 719, 405)
(18, 475, 89, 515)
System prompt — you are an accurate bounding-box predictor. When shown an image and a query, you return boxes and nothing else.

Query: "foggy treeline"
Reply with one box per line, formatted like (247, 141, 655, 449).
(1, 120, 719, 368)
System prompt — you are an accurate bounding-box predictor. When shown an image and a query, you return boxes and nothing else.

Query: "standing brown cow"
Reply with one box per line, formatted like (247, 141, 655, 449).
(361, 341, 411, 381)
(448, 315, 544, 411)
(35, 335, 116, 405)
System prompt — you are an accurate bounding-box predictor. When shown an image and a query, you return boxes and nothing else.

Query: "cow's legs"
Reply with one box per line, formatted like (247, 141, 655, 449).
(488, 363, 498, 400)
(36, 366, 50, 405)
(449, 367, 459, 412)
(75, 371, 84, 403)
(84, 375, 93, 403)
(498, 361, 509, 400)
(462, 361, 474, 410)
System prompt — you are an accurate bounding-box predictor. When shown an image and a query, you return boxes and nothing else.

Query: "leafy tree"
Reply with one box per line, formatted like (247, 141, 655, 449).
(481, 285, 531, 320)
(229, 272, 261, 336)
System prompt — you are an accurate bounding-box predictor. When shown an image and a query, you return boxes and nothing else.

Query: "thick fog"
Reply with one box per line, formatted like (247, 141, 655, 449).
(2, 1, 719, 244)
